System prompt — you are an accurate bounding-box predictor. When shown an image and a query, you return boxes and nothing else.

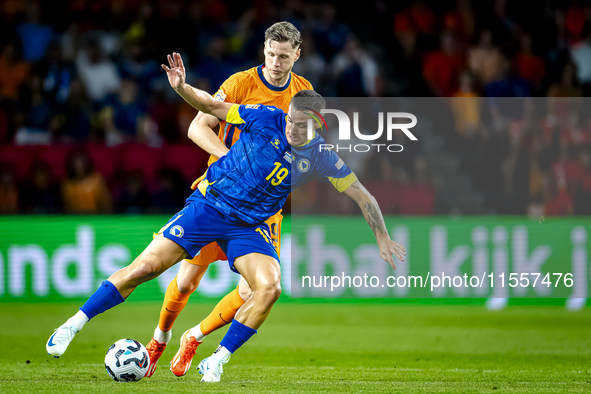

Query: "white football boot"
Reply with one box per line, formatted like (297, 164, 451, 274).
(198, 353, 231, 382)
(46, 324, 79, 358)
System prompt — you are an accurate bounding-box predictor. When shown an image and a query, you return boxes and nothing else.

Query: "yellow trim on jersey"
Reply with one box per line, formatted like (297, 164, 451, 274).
(328, 173, 358, 193)
(158, 214, 184, 234)
(296, 134, 315, 147)
(198, 179, 216, 196)
(226, 104, 245, 125)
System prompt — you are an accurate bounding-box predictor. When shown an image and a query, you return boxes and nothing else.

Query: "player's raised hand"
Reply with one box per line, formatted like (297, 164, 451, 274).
(378, 239, 406, 270)
(161, 52, 186, 90)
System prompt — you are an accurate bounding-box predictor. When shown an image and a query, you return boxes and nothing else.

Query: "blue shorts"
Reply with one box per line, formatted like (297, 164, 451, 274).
(160, 198, 278, 274)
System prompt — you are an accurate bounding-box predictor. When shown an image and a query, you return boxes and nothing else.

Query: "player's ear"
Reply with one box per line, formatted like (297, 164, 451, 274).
(294, 47, 301, 61)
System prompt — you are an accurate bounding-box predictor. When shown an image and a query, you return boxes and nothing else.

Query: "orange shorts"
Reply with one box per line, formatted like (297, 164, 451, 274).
(185, 210, 283, 266)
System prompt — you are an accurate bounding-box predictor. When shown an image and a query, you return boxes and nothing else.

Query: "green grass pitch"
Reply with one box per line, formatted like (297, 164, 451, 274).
(1, 300, 590, 393)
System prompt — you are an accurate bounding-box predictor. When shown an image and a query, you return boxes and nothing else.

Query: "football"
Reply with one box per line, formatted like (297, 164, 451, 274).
(104, 339, 150, 382)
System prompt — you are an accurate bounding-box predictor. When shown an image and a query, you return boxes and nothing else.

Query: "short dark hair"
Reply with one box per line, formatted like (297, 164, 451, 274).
(290, 90, 326, 113)
(265, 21, 302, 49)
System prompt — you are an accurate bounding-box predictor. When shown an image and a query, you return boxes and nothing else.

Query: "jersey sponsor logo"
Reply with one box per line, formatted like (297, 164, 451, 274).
(245, 104, 260, 109)
(283, 151, 293, 163)
(297, 158, 310, 173)
(170, 225, 184, 238)
(335, 158, 344, 170)
(213, 89, 227, 102)
(271, 138, 280, 149)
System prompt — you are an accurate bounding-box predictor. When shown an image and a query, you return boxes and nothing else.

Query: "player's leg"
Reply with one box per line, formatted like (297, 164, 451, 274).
(173, 212, 282, 376)
(168, 244, 249, 377)
(187, 212, 281, 342)
(170, 277, 252, 377)
(145, 259, 208, 377)
(46, 234, 188, 357)
(198, 252, 281, 382)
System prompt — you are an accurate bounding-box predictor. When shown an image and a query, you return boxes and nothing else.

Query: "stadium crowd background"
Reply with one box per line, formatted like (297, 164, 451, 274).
(0, 0, 589, 216)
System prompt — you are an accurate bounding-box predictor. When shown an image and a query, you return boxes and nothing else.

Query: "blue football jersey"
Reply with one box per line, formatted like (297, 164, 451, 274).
(188, 104, 356, 224)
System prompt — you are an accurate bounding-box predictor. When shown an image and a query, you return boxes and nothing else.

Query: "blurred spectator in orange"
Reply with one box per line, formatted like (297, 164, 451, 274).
(451, 70, 480, 136)
(468, 29, 502, 85)
(515, 34, 545, 90)
(61, 151, 112, 213)
(0, 165, 18, 213)
(423, 31, 464, 96)
(0, 43, 30, 99)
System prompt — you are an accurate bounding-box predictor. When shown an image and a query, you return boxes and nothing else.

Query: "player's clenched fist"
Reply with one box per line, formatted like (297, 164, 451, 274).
(162, 52, 186, 90)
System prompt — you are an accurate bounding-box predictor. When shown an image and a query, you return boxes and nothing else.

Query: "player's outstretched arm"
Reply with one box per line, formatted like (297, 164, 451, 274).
(162, 52, 233, 121)
(344, 180, 406, 269)
(188, 112, 229, 159)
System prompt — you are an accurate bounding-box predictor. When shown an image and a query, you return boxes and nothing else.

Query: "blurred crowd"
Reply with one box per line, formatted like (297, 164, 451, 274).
(0, 0, 589, 215)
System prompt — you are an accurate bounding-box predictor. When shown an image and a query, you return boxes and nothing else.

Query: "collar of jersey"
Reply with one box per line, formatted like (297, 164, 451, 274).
(295, 131, 317, 147)
(257, 64, 292, 92)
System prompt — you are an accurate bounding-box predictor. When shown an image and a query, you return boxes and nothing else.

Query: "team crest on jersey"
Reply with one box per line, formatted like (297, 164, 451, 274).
(271, 138, 280, 149)
(283, 151, 293, 163)
(170, 225, 184, 238)
(297, 159, 310, 173)
(246, 104, 260, 109)
(213, 89, 226, 102)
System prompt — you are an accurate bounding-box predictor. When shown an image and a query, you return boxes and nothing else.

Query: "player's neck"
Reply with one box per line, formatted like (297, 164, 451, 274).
(262, 66, 290, 88)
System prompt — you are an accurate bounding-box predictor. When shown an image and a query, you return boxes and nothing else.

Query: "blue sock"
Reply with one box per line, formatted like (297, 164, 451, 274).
(80, 281, 125, 320)
(219, 319, 257, 353)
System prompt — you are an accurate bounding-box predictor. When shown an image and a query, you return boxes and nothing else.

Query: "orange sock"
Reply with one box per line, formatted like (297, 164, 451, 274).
(158, 276, 192, 332)
(200, 285, 245, 335)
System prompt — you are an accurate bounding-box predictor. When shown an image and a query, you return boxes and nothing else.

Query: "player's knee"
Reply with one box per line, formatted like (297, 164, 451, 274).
(238, 283, 253, 300)
(176, 276, 197, 294)
(255, 277, 281, 304)
(127, 254, 160, 284)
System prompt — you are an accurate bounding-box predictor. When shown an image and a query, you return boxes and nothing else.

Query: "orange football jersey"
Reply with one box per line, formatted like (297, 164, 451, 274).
(208, 64, 313, 166)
